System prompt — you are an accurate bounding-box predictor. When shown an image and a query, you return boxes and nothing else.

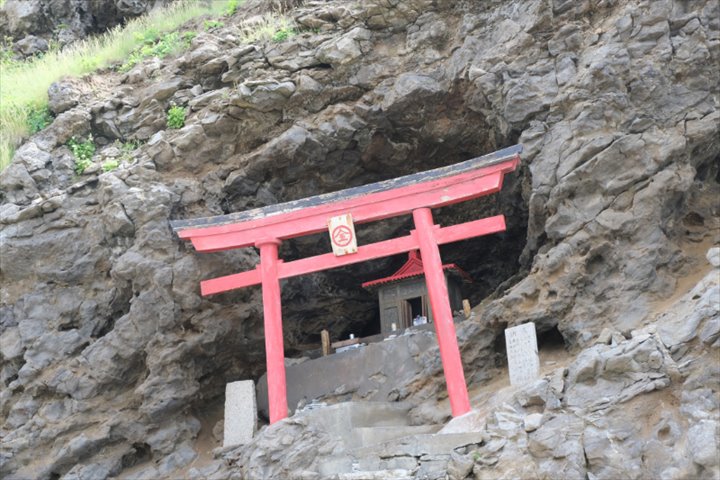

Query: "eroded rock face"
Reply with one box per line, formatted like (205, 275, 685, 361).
(183, 270, 720, 479)
(0, 0, 718, 478)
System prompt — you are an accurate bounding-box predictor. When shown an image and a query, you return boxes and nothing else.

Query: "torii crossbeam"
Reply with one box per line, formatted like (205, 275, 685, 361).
(171, 145, 522, 424)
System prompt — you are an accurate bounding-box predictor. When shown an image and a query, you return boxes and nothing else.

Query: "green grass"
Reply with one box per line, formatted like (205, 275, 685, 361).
(119, 139, 141, 155)
(235, 13, 297, 44)
(119, 30, 197, 72)
(204, 20, 225, 31)
(225, 0, 240, 16)
(0, 0, 234, 170)
(98, 140, 140, 172)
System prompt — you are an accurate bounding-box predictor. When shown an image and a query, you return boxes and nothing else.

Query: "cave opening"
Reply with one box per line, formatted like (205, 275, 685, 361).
(205, 85, 535, 391)
(275, 147, 531, 357)
(537, 325, 566, 351)
(492, 323, 566, 372)
(121, 443, 152, 470)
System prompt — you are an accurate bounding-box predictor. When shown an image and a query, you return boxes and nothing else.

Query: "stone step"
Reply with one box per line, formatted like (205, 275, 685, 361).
(353, 430, 486, 458)
(297, 402, 414, 442)
(350, 424, 442, 448)
(350, 450, 419, 473)
(319, 431, 474, 480)
(336, 469, 414, 480)
(317, 456, 418, 478)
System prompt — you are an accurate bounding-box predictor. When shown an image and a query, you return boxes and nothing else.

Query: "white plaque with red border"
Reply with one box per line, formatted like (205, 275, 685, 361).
(328, 214, 358, 256)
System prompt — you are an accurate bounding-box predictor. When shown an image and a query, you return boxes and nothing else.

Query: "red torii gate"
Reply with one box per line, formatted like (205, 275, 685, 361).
(171, 145, 522, 424)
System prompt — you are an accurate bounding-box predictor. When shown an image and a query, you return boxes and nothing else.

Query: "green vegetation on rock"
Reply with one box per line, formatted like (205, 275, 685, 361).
(67, 135, 96, 174)
(120, 139, 141, 157)
(0, 37, 16, 66)
(102, 159, 120, 172)
(236, 13, 297, 44)
(272, 27, 295, 43)
(225, 0, 241, 16)
(204, 20, 225, 31)
(25, 104, 53, 134)
(0, 0, 234, 170)
(166, 105, 187, 129)
(119, 30, 197, 73)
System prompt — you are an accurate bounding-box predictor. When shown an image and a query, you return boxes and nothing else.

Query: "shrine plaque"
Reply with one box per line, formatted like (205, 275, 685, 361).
(328, 213, 358, 256)
(505, 322, 540, 386)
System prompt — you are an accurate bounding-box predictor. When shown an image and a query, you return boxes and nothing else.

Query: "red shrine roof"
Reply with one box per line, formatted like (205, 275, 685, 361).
(362, 251, 472, 289)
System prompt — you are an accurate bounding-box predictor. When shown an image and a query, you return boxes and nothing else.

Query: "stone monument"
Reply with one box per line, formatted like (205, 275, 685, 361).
(224, 380, 257, 447)
(504, 322, 540, 386)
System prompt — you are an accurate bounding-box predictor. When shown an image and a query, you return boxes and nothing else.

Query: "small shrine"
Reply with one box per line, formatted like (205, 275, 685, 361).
(362, 251, 471, 334)
(172, 145, 522, 422)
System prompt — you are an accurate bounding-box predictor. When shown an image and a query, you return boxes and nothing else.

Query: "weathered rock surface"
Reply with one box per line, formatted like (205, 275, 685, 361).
(198, 287, 720, 479)
(0, 0, 718, 478)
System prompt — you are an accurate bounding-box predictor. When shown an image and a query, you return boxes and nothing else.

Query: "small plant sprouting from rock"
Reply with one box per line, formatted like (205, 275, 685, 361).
(118, 139, 141, 163)
(204, 20, 224, 31)
(272, 27, 295, 43)
(74, 157, 92, 175)
(25, 103, 53, 134)
(0, 35, 18, 69)
(102, 159, 120, 172)
(97, 140, 140, 173)
(67, 135, 96, 174)
(166, 104, 186, 129)
(225, 0, 241, 16)
(120, 139, 140, 156)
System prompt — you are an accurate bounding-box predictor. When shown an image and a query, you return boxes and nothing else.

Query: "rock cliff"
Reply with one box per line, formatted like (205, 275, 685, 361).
(0, 0, 718, 479)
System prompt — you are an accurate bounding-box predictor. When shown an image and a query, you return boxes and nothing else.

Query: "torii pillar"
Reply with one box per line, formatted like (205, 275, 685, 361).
(413, 207, 470, 415)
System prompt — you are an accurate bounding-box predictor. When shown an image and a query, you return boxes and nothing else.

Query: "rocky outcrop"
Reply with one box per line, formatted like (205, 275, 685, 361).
(454, 262, 719, 480)
(0, 0, 718, 478)
(175, 262, 720, 479)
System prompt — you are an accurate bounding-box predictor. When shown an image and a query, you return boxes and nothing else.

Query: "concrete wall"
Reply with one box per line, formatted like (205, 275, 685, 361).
(256, 328, 439, 420)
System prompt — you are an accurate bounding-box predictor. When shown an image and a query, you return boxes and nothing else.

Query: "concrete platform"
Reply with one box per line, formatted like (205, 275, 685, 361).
(257, 329, 440, 419)
(294, 401, 445, 447)
(296, 401, 419, 448)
